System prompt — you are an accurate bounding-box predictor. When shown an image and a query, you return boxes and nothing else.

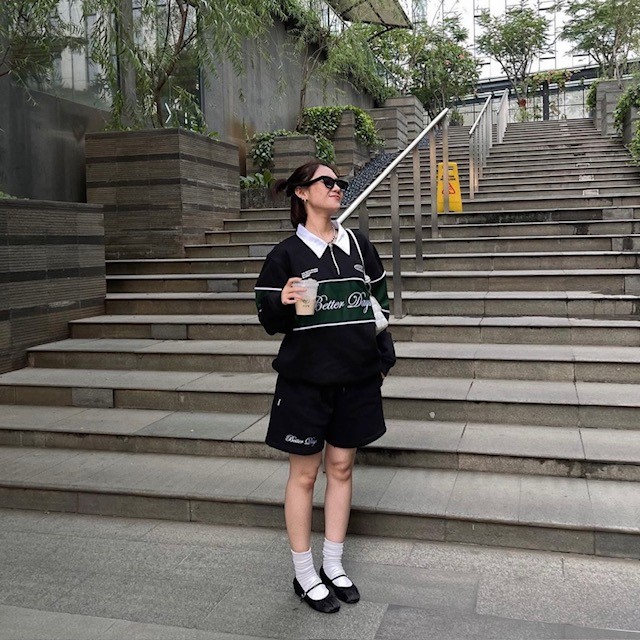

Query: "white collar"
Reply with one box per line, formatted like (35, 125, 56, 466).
(296, 222, 351, 259)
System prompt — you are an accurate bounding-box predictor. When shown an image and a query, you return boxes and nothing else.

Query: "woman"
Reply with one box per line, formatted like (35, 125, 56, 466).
(255, 161, 396, 614)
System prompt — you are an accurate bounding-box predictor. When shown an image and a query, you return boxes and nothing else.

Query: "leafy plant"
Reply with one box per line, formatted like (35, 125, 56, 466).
(299, 106, 383, 149)
(586, 78, 602, 113)
(249, 129, 294, 171)
(0, 0, 83, 89)
(629, 122, 640, 165)
(370, 16, 479, 119)
(613, 83, 640, 134)
(83, 0, 280, 131)
(449, 109, 464, 126)
(476, 2, 549, 105)
(240, 171, 275, 189)
(0, 190, 18, 199)
(561, 0, 640, 80)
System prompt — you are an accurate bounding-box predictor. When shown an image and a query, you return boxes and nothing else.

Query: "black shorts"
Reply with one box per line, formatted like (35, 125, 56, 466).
(265, 374, 386, 455)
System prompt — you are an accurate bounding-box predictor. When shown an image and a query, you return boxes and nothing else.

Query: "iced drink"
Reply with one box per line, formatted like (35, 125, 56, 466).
(295, 278, 319, 316)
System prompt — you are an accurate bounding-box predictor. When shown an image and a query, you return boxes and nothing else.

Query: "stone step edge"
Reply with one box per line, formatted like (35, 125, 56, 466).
(0, 464, 637, 559)
(67, 313, 640, 329)
(2, 409, 640, 472)
(3, 369, 640, 412)
(26, 338, 640, 366)
(105, 268, 640, 280)
(105, 250, 640, 266)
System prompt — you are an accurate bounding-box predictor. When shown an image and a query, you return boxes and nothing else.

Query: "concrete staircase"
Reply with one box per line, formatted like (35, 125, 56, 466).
(2, 118, 640, 559)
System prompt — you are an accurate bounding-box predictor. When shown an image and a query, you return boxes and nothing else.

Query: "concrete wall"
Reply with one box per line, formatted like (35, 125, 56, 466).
(0, 78, 108, 202)
(0, 199, 105, 373)
(204, 20, 375, 166)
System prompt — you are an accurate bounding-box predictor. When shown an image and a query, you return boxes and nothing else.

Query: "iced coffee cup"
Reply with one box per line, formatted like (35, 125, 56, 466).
(295, 278, 319, 316)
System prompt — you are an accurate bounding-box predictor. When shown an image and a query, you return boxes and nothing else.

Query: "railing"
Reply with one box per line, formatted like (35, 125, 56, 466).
(468, 89, 509, 199)
(496, 88, 509, 144)
(337, 108, 450, 319)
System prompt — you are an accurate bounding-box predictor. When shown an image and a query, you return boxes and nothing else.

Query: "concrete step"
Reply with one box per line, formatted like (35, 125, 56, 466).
(105, 269, 640, 295)
(68, 313, 640, 347)
(102, 290, 640, 318)
(186, 234, 640, 259)
(473, 182, 640, 198)
(106, 251, 640, 276)
(482, 165, 640, 180)
(2, 406, 640, 482)
(4, 367, 640, 428)
(200, 218, 640, 248)
(26, 338, 640, 384)
(0, 443, 637, 557)
(478, 177, 640, 191)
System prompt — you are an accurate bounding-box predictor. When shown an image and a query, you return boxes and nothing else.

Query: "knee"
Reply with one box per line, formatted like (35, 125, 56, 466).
(325, 458, 353, 483)
(290, 464, 320, 492)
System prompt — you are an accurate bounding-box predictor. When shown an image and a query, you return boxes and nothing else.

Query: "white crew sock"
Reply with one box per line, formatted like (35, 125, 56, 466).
(322, 538, 353, 588)
(291, 548, 329, 601)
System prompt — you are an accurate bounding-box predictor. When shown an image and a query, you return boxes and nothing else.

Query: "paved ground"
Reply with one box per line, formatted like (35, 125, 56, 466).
(1, 508, 639, 640)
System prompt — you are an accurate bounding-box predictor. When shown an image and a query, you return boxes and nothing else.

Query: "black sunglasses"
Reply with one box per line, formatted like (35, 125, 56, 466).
(301, 176, 349, 191)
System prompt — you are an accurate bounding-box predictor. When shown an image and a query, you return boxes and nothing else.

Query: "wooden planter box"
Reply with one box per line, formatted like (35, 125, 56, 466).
(85, 128, 240, 259)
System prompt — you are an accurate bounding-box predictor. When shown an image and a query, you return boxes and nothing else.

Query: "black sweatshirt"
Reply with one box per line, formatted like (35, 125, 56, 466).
(255, 224, 396, 386)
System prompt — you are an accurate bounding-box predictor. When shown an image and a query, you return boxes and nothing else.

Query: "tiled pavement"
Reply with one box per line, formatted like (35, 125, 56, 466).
(1, 508, 639, 639)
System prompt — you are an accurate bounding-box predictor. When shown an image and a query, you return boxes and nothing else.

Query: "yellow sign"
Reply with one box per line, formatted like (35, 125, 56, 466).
(436, 162, 463, 213)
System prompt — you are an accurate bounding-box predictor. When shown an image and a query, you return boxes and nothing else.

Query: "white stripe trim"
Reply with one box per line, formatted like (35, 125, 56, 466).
(370, 271, 386, 284)
(319, 276, 365, 285)
(255, 286, 282, 292)
(292, 319, 374, 331)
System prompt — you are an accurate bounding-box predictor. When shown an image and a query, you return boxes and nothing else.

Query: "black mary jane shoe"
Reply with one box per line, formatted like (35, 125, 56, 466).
(293, 578, 340, 613)
(319, 566, 360, 604)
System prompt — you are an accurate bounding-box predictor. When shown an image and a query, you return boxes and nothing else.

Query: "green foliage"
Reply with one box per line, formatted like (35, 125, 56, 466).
(561, 0, 640, 80)
(613, 83, 640, 134)
(629, 122, 640, 166)
(586, 78, 602, 112)
(83, 0, 279, 131)
(370, 17, 479, 119)
(299, 106, 383, 149)
(449, 109, 464, 126)
(249, 129, 294, 171)
(248, 128, 335, 171)
(324, 24, 396, 105)
(476, 3, 549, 101)
(0, 0, 84, 88)
(0, 190, 17, 199)
(240, 171, 275, 189)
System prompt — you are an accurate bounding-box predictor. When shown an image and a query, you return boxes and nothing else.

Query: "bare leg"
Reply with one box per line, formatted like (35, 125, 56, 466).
(323, 444, 357, 543)
(285, 452, 322, 552)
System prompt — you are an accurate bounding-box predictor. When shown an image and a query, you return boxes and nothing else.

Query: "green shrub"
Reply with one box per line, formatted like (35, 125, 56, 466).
(240, 170, 275, 189)
(614, 84, 640, 134)
(299, 105, 383, 149)
(585, 79, 601, 113)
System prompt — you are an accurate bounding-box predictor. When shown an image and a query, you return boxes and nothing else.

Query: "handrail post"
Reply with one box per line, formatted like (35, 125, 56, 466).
(442, 115, 450, 214)
(357, 202, 369, 239)
(469, 132, 476, 200)
(429, 128, 439, 239)
(390, 169, 403, 318)
(412, 145, 423, 272)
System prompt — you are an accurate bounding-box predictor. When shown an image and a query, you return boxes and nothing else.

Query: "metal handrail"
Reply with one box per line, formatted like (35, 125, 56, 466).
(468, 89, 509, 199)
(337, 107, 450, 319)
(496, 88, 509, 144)
(468, 95, 492, 200)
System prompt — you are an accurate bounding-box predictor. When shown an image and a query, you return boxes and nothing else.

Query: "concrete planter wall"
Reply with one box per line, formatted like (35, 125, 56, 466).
(333, 111, 371, 178)
(0, 199, 105, 374)
(594, 80, 631, 137)
(368, 107, 408, 152)
(383, 95, 427, 140)
(622, 105, 640, 146)
(272, 135, 318, 181)
(85, 129, 240, 259)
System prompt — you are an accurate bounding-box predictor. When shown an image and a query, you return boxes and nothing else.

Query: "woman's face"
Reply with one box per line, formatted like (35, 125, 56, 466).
(297, 165, 344, 215)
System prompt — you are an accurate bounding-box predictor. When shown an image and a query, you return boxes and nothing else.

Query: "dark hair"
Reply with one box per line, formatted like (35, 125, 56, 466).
(273, 161, 339, 228)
